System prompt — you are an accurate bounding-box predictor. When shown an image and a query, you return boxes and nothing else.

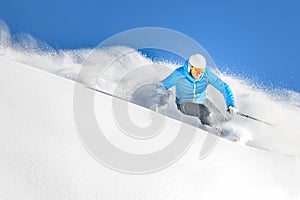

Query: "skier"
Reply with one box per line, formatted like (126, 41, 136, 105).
(159, 53, 238, 133)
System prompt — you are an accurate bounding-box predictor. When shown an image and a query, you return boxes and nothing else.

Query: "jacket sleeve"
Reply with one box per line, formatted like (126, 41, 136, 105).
(161, 69, 182, 90)
(205, 69, 235, 107)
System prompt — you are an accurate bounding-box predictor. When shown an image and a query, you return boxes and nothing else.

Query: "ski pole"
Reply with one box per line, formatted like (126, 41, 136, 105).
(236, 112, 274, 127)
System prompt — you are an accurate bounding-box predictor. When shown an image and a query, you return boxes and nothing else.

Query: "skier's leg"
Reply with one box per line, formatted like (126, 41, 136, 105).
(202, 99, 235, 137)
(203, 98, 226, 126)
(177, 102, 214, 126)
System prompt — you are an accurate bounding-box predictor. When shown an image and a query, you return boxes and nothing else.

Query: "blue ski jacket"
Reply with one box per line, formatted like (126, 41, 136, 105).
(161, 61, 235, 107)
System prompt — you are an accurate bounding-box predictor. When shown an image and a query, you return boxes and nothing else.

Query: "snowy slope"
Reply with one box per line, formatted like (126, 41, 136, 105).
(1, 57, 300, 200)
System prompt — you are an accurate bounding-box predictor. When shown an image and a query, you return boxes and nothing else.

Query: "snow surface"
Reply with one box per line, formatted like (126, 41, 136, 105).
(1, 55, 300, 200)
(1, 23, 300, 198)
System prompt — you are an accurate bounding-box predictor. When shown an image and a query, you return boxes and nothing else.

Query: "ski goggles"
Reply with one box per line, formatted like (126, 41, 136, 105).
(191, 67, 205, 74)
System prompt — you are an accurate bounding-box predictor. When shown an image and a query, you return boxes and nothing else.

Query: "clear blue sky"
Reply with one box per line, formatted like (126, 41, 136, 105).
(1, 0, 299, 92)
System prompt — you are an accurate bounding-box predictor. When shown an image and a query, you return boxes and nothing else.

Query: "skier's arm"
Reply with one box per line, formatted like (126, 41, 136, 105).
(205, 68, 235, 107)
(153, 70, 182, 107)
(161, 69, 182, 90)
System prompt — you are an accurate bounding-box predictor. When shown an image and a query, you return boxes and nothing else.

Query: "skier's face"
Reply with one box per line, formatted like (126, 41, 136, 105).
(191, 67, 205, 80)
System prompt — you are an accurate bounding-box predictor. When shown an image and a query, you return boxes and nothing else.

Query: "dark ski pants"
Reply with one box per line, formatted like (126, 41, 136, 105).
(177, 99, 225, 127)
